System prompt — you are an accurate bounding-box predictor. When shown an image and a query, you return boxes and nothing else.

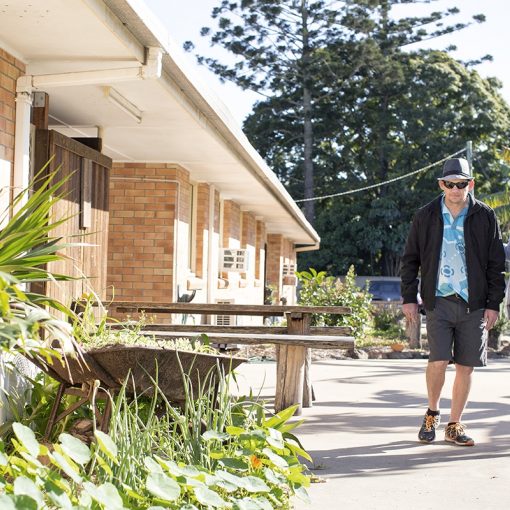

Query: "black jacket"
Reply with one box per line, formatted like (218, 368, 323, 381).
(401, 194, 505, 312)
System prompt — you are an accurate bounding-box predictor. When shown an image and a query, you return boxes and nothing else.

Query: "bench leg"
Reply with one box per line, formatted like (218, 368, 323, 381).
(274, 312, 311, 415)
(275, 345, 306, 415)
(302, 348, 313, 408)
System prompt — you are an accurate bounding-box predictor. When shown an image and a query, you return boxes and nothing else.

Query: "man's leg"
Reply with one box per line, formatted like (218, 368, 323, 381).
(426, 360, 449, 410)
(443, 304, 485, 446)
(450, 363, 473, 422)
(444, 363, 475, 446)
(418, 360, 448, 443)
(418, 298, 454, 443)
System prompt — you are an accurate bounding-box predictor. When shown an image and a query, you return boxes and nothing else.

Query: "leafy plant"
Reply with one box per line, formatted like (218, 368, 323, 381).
(0, 367, 93, 442)
(0, 387, 311, 508)
(491, 314, 510, 335)
(0, 167, 89, 439)
(370, 306, 406, 340)
(98, 361, 311, 508)
(297, 266, 372, 338)
(482, 185, 510, 236)
(0, 166, 80, 357)
(1, 348, 311, 508)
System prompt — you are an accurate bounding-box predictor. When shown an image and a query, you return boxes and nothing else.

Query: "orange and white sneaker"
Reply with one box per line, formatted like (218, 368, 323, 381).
(444, 422, 475, 446)
(418, 412, 440, 443)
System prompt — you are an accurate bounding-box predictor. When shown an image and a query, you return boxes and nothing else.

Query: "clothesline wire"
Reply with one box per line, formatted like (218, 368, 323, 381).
(294, 148, 467, 203)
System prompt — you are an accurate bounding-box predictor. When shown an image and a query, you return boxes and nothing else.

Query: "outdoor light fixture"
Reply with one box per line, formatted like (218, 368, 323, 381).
(104, 86, 143, 124)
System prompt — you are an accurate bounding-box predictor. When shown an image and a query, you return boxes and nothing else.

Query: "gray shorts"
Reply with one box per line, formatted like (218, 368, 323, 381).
(426, 295, 488, 367)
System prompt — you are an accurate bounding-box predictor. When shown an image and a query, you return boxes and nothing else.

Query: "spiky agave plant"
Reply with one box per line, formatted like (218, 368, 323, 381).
(0, 163, 81, 360)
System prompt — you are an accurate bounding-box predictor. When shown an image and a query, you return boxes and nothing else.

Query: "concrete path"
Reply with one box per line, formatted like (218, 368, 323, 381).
(233, 359, 510, 510)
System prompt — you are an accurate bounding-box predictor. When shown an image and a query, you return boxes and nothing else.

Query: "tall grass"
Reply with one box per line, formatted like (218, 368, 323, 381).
(99, 357, 245, 490)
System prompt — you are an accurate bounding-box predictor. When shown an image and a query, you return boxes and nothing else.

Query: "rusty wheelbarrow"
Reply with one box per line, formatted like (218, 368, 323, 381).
(27, 345, 246, 439)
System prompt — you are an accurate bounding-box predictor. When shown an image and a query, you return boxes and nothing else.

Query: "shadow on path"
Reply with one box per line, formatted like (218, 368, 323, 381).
(306, 434, 510, 479)
(297, 388, 510, 434)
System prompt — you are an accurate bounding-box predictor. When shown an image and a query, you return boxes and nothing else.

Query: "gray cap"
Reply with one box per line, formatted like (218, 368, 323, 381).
(437, 158, 473, 181)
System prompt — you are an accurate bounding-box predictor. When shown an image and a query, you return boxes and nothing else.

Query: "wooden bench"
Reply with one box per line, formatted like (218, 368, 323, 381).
(109, 302, 354, 415)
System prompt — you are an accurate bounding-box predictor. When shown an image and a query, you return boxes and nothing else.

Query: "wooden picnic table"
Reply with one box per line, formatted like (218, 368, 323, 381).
(109, 302, 355, 415)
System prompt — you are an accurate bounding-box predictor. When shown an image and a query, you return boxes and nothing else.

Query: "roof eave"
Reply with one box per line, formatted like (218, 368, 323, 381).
(103, 0, 320, 246)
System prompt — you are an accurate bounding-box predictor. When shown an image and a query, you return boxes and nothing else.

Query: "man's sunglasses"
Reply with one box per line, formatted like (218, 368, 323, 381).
(441, 180, 470, 189)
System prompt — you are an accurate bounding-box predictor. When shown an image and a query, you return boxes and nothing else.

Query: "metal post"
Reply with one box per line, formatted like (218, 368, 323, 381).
(466, 141, 473, 176)
(466, 141, 474, 197)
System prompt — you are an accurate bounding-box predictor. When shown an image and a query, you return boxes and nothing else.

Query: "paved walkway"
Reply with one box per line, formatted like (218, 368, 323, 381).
(233, 359, 510, 510)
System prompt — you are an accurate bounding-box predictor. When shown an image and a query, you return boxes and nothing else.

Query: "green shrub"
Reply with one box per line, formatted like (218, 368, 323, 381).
(0, 401, 310, 508)
(1, 358, 311, 508)
(0, 370, 90, 441)
(370, 306, 406, 340)
(296, 266, 372, 338)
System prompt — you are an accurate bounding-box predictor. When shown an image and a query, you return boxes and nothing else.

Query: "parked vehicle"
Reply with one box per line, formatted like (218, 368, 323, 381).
(355, 276, 402, 302)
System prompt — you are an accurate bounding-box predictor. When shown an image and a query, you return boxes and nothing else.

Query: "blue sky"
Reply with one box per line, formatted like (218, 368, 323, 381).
(146, 0, 510, 126)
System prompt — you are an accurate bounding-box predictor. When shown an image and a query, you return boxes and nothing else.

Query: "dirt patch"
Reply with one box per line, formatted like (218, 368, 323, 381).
(233, 343, 421, 361)
(233, 341, 510, 361)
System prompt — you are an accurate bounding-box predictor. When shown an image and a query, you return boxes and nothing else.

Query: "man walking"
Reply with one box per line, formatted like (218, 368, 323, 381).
(401, 157, 505, 446)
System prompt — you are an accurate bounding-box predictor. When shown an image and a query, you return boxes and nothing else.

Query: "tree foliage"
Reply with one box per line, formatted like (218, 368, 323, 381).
(188, 0, 483, 222)
(189, 1, 510, 275)
(299, 49, 510, 275)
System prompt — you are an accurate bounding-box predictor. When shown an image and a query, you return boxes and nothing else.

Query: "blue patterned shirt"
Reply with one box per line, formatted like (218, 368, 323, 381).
(436, 197, 469, 301)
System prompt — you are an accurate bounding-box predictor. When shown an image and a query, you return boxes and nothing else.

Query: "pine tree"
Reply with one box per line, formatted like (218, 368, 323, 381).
(186, 0, 485, 225)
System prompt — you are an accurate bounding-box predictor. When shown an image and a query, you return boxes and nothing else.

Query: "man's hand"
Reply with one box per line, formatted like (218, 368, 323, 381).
(484, 309, 499, 331)
(402, 303, 419, 324)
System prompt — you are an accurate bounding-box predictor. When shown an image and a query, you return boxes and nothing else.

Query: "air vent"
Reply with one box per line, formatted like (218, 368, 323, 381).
(283, 263, 296, 276)
(220, 248, 248, 272)
(215, 299, 237, 350)
(215, 299, 236, 327)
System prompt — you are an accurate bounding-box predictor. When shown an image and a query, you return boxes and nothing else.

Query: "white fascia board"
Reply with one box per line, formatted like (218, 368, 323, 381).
(113, 0, 319, 246)
(118, 0, 173, 51)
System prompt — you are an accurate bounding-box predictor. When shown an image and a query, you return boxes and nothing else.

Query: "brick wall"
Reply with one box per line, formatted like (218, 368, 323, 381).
(265, 234, 297, 305)
(195, 183, 210, 278)
(241, 211, 256, 279)
(220, 200, 241, 282)
(281, 238, 297, 305)
(0, 48, 24, 209)
(107, 160, 292, 310)
(214, 190, 220, 234)
(282, 238, 295, 270)
(266, 233, 283, 302)
(255, 220, 266, 281)
(222, 200, 241, 248)
(107, 163, 191, 303)
(241, 211, 256, 249)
